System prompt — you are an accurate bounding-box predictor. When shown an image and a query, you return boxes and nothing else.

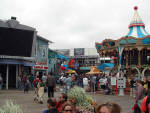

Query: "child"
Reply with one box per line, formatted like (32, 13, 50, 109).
(33, 77, 40, 102)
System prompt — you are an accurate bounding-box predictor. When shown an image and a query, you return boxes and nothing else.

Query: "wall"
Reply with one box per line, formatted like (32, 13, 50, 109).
(48, 49, 57, 73)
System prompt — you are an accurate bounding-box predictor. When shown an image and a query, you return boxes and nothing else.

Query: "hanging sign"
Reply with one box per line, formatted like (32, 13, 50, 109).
(111, 77, 116, 85)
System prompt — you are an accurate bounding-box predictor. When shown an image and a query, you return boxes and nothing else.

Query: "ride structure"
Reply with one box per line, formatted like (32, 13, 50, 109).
(95, 6, 150, 78)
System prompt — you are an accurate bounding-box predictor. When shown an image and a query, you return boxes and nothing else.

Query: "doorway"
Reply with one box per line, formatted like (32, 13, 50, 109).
(8, 65, 16, 88)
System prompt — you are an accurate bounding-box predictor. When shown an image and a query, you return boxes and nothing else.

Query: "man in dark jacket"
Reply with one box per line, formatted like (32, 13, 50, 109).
(43, 98, 59, 113)
(46, 73, 56, 98)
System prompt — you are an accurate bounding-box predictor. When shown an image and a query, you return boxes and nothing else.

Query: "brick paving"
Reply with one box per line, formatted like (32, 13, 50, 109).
(0, 89, 134, 113)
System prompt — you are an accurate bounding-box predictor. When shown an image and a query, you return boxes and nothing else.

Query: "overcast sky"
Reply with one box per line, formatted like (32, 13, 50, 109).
(0, 0, 150, 49)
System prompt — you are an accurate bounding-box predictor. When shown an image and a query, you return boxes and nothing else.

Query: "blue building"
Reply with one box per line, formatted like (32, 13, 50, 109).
(48, 49, 58, 74)
(34, 35, 52, 79)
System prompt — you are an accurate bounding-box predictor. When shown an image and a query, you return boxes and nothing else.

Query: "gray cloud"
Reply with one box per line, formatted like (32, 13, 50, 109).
(0, 0, 150, 49)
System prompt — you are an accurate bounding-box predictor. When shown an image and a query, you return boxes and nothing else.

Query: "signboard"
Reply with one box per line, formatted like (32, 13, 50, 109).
(56, 49, 70, 56)
(34, 65, 48, 70)
(117, 77, 126, 88)
(111, 77, 116, 85)
(74, 48, 84, 56)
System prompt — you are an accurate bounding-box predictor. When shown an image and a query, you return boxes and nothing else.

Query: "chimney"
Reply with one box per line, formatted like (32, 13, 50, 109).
(11, 16, 16, 20)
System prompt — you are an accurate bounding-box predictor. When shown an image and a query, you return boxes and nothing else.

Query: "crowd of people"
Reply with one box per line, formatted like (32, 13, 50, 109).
(43, 92, 121, 113)
(130, 76, 150, 113)
(15, 72, 121, 113)
(59, 73, 111, 95)
(4, 71, 150, 113)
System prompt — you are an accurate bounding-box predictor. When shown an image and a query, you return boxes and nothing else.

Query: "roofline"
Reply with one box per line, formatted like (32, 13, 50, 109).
(48, 48, 58, 53)
(37, 35, 53, 43)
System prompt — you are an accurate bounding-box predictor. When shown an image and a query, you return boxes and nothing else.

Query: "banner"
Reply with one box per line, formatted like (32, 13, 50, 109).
(74, 48, 84, 56)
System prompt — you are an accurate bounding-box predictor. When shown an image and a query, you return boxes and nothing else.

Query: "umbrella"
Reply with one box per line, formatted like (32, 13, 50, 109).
(65, 70, 76, 74)
(97, 63, 114, 70)
(86, 66, 102, 75)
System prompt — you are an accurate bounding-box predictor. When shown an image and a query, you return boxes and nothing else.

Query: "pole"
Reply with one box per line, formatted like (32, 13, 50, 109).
(16, 65, 18, 88)
(6, 64, 9, 90)
(118, 46, 125, 96)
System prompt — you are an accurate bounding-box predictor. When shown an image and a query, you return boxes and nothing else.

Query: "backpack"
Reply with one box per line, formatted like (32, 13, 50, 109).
(146, 94, 150, 113)
(34, 80, 38, 88)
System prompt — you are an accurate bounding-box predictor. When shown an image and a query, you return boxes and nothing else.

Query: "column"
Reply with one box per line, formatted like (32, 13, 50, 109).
(16, 65, 18, 88)
(138, 50, 141, 66)
(126, 51, 128, 68)
(6, 64, 9, 90)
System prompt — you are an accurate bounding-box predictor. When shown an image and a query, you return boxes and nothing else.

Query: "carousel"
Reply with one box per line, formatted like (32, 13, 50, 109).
(95, 6, 150, 79)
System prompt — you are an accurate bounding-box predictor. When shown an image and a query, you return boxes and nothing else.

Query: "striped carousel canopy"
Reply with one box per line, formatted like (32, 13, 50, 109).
(127, 6, 149, 38)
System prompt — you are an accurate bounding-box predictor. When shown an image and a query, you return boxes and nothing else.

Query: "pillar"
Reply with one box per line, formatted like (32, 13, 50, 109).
(6, 64, 9, 90)
(16, 65, 18, 88)
(138, 50, 141, 66)
(126, 53, 128, 68)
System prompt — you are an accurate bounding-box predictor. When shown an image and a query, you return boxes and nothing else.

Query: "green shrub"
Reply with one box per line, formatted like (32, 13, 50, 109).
(0, 100, 24, 113)
(68, 86, 94, 112)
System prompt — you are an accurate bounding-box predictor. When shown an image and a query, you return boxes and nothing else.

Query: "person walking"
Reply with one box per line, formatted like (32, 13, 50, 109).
(64, 74, 72, 94)
(130, 77, 136, 96)
(37, 79, 45, 104)
(46, 73, 56, 98)
(92, 75, 97, 93)
(17, 75, 22, 91)
(140, 93, 150, 113)
(24, 79, 30, 93)
(83, 76, 89, 91)
(134, 79, 145, 113)
(0, 74, 3, 90)
(29, 74, 34, 90)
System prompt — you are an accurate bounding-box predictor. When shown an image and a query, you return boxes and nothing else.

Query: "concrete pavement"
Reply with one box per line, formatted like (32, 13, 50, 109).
(0, 89, 134, 113)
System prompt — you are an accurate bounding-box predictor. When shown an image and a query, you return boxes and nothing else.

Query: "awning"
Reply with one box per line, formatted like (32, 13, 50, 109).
(80, 67, 90, 70)
(0, 59, 35, 66)
(23, 61, 35, 66)
(97, 63, 114, 70)
(57, 54, 68, 61)
(86, 66, 102, 75)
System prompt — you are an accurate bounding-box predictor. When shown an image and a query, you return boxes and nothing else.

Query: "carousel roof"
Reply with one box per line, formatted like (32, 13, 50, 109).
(127, 6, 149, 38)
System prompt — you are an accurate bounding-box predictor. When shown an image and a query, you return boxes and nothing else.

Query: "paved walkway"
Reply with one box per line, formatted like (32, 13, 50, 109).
(0, 89, 134, 113)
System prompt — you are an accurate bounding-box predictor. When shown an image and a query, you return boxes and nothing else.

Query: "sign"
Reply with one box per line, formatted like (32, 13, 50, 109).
(74, 48, 84, 56)
(117, 77, 126, 88)
(35, 62, 47, 65)
(34, 65, 48, 70)
(111, 77, 116, 85)
(56, 49, 70, 56)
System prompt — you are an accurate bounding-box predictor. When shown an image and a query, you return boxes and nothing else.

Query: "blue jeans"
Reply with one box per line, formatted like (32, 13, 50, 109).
(65, 85, 71, 94)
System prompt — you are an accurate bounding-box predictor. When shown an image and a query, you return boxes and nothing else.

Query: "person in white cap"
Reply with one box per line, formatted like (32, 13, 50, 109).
(83, 76, 89, 91)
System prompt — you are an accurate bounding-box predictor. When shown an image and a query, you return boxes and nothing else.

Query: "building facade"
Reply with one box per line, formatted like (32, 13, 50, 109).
(48, 49, 58, 74)
(0, 17, 36, 89)
(55, 48, 100, 74)
(34, 35, 50, 79)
